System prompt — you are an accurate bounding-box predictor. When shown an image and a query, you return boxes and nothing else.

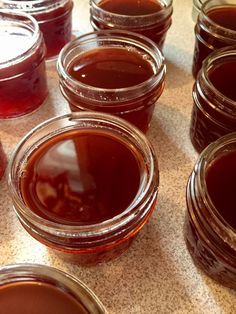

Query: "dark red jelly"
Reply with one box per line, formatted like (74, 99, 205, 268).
(20, 130, 141, 225)
(90, 0, 173, 48)
(0, 11, 48, 119)
(192, 2, 236, 77)
(0, 281, 87, 314)
(190, 47, 236, 153)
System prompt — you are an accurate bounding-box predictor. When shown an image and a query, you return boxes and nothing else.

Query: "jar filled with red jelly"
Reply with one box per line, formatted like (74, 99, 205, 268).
(1, 0, 73, 59)
(190, 46, 236, 153)
(90, 0, 173, 49)
(0, 264, 107, 313)
(7, 112, 159, 265)
(57, 30, 166, 133)
(185, 132, 236, 289)
(0, 140, 7, 180)
(192, 0, 236, 77)
(0, 10, 48, 119)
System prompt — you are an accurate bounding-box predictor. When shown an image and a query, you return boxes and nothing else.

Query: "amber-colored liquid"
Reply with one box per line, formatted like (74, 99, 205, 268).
(0, 281, 87, 314)
(20, 130, 141, 225)
(65, 47, 163, 133)
(91, 0, 172, 48)
(34, 1, 73, 58)
(98, 0, 164, 15)
(206, 151, 236, 230)
(192, 6, 236, 77)
(68, 47, 154, 88)
(190, 59, 236, 153)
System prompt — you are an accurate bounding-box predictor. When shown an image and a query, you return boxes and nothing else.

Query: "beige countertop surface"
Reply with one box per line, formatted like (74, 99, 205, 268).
(0, 0, 236, 313)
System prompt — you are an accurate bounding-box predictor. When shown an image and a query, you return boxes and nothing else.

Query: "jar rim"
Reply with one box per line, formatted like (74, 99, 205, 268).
(7, 112, 158, 239)
(196, 132, 236, 240)
(0, 263, 107, 313)
(0, 9, 41, 69)
(57, 30, 165, 101)
(90, 0, 173, 19)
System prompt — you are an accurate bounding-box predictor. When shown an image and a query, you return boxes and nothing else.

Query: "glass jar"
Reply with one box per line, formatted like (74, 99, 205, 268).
(190, 46, 236, 153)
(57, 30, 166, 133)
(0, 263, 107, 313)
(89, 0, 173, 49)
(192, 0, 236, 78)
(192, 0, 207, 22)
(185, 132, 236, 289)
(0, 10, 48, 119)
(0, 140, 6, 180)
(0, 0, 74, 59)
(7, 112, 159, 266)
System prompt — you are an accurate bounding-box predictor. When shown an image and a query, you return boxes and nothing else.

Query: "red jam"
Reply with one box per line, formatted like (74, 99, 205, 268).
(61, 45, 165, 133)
(0, 281, 87, 314)
(0, 11, 48, 119)
(190, 51, 236, 153)
(192, 4, 236, 77)
(90, 0, 172, 48)
(20, 130, 141, 224)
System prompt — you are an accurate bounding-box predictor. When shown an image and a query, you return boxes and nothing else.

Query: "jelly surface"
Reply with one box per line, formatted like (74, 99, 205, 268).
(68, 47, 154, 89)
(98, 0, 164, 15)
(192, 6, 236, 77)
(206, 150, 236, 230)
(20, 130, 141, 225)
(0, 281, 87, 314)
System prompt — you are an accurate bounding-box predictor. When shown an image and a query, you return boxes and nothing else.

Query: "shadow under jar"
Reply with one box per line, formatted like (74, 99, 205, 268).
(57, 30, 166, 133)
(185, 132, 236, 289)
(190, 46, 236, 153)
(0, 10, 48, 119)
(0, 263, 107, 313)
(1, 0, 74, 59)
(90, 0, 173, 49)
(192, 0, 236, 78)
(7, 112, 159, 266)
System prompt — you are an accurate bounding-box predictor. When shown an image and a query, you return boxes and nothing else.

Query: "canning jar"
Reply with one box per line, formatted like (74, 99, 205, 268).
(192, 0, 236, 78)
(190, 46, 236, 153)
(57, 30, 166, 133)
(185, 132, 236, 289)
(0, 10, 48, 119)
(0, 0, 74, 59)
(0, 263, 107, 313)
(0, 140, 6, 180)
(7, 112, 159, 265)
(90, 0, 173, 49)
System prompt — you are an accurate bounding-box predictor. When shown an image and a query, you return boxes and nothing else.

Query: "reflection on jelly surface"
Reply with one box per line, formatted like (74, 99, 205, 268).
(208, 60, 236, 102)
(0, 281, 87, 314)
(68, 47, 154, 89)
(20, 130, 141, 224)
(207, 6, 236, 31)
(206, 151, 236, 230)
(98, 0, 164, 15)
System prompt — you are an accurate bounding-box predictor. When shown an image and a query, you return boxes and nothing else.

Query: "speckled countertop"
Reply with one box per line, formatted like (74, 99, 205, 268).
(0, 0, 236, 313)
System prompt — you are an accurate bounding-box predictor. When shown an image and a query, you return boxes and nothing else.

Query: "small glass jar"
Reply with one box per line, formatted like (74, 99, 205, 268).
(190, 46, 236, 153)
(0, 263, 107, 313)
(0, 140, 7, 180)
(1, 0, 74, 59)
(192, 0, 236, 78)
(192, 0, 207, 22)
(0, 10, 48, 119)
(7, 112, 159, 265)
(57, 30, 166, 133)
(185, 133, 236, 289)
(90, 0, 173, 49)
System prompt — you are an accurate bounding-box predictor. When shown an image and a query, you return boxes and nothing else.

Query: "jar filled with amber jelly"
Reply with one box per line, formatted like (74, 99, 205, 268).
(90, 0, 173, 49)
(192, 0, 236, 77)
(0, 0, 73, 59)
(0, 264, 107, 313)
(190, 46, 236, 153)
(0, 10, 48, 119)
(57, 30, 166, 133)
(185, 133, 236, 289)
(7, 112, 159, 265)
